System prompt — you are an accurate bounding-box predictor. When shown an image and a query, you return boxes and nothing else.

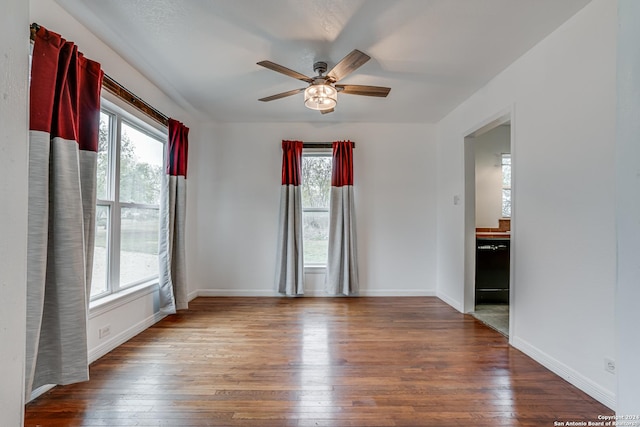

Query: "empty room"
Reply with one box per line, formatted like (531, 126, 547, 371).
(2, 0, 640, 426)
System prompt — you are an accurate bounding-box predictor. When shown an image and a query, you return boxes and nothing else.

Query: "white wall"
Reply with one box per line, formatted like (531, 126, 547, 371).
(0, 0, 29, 425)
(29, 0, 201, 388)
(189, 122, 437, 296)
(616, 0, 640, 415)
(474, 125, 510, 228)
(436, 0, 616, 408)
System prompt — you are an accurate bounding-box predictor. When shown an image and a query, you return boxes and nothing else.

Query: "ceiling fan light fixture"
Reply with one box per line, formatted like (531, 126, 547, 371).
(304, 84, 337, 111)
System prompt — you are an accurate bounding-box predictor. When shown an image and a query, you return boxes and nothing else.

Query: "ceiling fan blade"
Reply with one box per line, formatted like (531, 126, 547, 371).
(336, 84, 391, 97)
(257, 61, 314, 83)
(327, 49, 371, 82)
(320, 108, 335, 115)
(258, 88, 305, 102)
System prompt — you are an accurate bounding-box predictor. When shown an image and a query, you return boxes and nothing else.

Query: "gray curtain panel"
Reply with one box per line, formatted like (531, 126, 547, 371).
(276, 186, 304, 295)
(26, 26, 103, 398)
(326, 141, 359, 296)
(158, 175, 188, 313)
(275, 140, 304, 295)
(326, 186, 360, 295)
(158, 119, 189, 314)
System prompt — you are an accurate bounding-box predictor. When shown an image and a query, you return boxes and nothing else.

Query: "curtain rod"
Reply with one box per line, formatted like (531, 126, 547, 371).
(30, 23, 170, 127)
(303, 141, 355, 149)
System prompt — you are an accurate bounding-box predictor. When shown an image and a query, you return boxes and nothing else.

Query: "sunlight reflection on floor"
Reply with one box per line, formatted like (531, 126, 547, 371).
(298, 313, 336, 418)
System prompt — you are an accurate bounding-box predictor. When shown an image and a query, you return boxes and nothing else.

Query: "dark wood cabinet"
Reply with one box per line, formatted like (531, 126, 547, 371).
(475, 238, 510, 304)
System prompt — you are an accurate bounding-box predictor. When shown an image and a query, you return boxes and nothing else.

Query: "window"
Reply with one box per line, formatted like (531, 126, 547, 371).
(501, 153, 511, 218)
(301, 151, 332, 266)
(91, 100, 166, 300)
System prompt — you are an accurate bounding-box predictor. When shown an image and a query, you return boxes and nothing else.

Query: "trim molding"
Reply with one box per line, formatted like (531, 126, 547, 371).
(512, 336, 615, 409)
(89, 282, 158, 318)
(29, 311, 167, 402)
(436, 292, 613, 408)
(356, 289, 436, 297)
(436, 291, 463, 312)
(88, 311, 166, 364)
(195, 289, 436, 297)
(187, 289, 199, 302)
(197, 289, 280, 297)
(29, 384, 56, 403)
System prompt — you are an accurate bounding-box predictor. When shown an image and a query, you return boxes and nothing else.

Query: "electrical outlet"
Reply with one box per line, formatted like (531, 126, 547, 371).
(604, 358, 615, 374)
(99, 325, 111, 339)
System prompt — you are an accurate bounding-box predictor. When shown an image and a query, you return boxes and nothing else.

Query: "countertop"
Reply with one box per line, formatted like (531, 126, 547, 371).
(476, 231, 510, 239)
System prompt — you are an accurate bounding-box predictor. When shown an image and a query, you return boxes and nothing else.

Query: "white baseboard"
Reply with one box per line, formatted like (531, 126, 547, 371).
(29, 384, 56, 402)
(194, 288, 436, 297)
(88, 311, 166, 364)
(436, 291, 463, 312)
(434, 292, 614, 409)
(357, 289, 436, 297)
(512, 336, 616, 409)
(29, 311, 166, 402)
(197, 289, 280, 297)
(187, 289, 199, 302)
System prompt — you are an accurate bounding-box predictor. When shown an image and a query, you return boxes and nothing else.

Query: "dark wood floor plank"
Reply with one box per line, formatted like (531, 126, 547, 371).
(25, 297, 611, 426)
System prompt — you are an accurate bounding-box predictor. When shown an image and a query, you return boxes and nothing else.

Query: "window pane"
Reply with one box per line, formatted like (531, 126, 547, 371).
(502, 164, 511, 188)
(502, 189, 511, 218)
(303, 211, 329, 265)
(91, 205, 110, 297)
(119, 122, 164, 205)
(302, 156, 332, 209)
(120, 207, 159, 286)
(97, 112, 111, 200)
(501, 153, 511, 217)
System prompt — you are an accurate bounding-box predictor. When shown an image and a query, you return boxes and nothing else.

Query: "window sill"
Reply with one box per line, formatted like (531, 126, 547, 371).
(304, 265, 327, 274)
(89, 280, 159, 318)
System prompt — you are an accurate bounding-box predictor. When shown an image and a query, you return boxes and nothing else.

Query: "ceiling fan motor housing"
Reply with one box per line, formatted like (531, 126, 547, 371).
(313, 61, 328, 76)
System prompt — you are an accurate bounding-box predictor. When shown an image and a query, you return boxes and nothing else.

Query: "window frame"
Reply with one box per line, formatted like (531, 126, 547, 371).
(301, 148, 332, 269)
(91, 96, 167, 302)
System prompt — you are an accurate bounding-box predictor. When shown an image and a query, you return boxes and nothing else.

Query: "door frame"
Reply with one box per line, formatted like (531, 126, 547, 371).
(463, 107, 515, 342)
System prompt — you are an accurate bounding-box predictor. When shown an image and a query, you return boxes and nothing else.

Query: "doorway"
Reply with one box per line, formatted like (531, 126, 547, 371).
(464, 113, 513, 338)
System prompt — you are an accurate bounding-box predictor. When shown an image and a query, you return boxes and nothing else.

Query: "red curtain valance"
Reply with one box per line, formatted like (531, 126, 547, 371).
(281, 140, 303, 186)
(331, 140, 354, 187)
(167, 119, 189, 177)
(30, 26, 103, 152)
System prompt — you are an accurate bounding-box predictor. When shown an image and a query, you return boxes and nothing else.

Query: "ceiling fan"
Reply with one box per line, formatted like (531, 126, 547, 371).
(257, 49, 391, 114)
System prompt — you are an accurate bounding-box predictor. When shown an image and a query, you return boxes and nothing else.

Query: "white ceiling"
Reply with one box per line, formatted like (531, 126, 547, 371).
(55, 0, 591, 123)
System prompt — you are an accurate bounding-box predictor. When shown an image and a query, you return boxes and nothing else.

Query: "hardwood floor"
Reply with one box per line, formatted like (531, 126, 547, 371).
(25, 297, 612, 426)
